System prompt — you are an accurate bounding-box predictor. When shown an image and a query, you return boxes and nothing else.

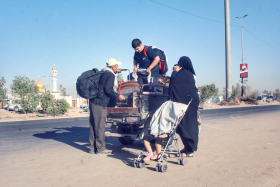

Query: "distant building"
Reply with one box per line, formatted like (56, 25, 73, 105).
(50, 65, 72, 107)
(35, 75, 45, 93)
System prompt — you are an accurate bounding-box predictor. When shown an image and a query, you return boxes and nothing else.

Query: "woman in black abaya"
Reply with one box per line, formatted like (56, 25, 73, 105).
(169, 56, 199, 156)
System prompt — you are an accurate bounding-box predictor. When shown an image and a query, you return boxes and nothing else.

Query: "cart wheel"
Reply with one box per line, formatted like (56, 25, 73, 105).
(134, 159, 139, 168)
(161, 164, 168, 173)
(138, 161, 145, 168)
(117, 126, 135, 145)
(162, 155, 167, 162)
(182, 157, 188, 166)
(156, 163, 161, 172)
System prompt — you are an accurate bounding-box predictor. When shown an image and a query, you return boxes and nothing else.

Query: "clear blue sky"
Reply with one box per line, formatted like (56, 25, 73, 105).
(1, 0, 279, 97)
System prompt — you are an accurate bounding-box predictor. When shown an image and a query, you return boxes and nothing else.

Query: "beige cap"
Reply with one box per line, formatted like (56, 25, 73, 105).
(106, 58, 122, 66)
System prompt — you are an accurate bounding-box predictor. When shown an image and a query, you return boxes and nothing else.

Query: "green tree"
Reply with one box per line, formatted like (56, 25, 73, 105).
(199, 84, 218, 105)
(117, 73, 124, 82)
(0, 77, 7, 102)
(227, 83, 241, 101)
(263, 89, 269, 95)
(10, 76, 39, 113)
(41, 91, 55, 111)
(274, 89, 280, 102)
(47, 98, 70, 116)
(59, 84, 68, 96)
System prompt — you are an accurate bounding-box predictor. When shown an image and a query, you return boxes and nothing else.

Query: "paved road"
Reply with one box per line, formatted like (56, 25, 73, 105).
(1, 105, 279, 155)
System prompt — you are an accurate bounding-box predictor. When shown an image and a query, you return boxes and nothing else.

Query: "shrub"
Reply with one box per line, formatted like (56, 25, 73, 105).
(47, 98, 70, 116)
(250, 93, 258, 100)
(240, 95, 258, 105)
(199, 84, 218, 105)
(227, 89, 240, 102)
(220, 100, 229, 106)
(275, 93, 280, 102)
(41, 92, 55, 111)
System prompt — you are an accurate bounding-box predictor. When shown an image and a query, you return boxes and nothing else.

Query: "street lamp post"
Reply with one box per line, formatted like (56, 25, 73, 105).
(236, 14, 247, 96)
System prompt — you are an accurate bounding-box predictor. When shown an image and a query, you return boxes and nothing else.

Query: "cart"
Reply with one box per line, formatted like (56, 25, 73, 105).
(105, 84, 169, 145)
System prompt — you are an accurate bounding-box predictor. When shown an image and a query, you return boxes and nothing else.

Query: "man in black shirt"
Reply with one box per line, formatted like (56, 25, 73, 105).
(89, 58, 125, 154)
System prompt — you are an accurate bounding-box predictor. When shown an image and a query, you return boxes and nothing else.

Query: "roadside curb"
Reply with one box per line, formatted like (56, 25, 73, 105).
(201, 103, 280, 110)
(0, 114, 89, 123)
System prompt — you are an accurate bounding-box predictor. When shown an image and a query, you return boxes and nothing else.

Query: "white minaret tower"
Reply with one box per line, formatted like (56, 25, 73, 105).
(52, 64, 58, 92)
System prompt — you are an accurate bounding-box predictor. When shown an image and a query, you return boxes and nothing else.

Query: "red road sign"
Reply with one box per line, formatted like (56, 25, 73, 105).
(240, 63, 248, 78)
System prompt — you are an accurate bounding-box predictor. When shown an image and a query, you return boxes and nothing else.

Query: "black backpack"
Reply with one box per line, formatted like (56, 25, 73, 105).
(144, 46, 168, 75)
(76, 68, 104, 99)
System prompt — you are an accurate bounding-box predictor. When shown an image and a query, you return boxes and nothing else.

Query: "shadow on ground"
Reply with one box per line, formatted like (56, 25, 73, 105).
(33, 126, 144, 167)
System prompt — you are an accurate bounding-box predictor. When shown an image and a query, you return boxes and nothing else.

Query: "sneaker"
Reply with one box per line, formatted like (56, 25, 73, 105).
(96, 149, 112, 154)
(88, 150, 95, 154)
(151, 154, 161, 160)
(143, 153, 154, 161)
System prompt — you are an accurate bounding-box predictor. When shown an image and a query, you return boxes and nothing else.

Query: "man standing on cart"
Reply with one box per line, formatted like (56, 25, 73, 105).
(89, 58, 125, 154)
(132, 39, 160, 87)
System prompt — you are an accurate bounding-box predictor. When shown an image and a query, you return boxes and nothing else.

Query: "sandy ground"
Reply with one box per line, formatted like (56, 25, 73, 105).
(0, 106, 280, 186)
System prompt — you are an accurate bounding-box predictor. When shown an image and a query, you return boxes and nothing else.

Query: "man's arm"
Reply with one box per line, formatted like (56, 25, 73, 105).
(146, 56, 160, 73)
(104, 73, 126, 101)
(133, 60, 138, 74)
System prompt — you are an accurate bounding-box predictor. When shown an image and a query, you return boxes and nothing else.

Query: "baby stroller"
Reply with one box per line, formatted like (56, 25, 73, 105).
(134, 96, 192, 173)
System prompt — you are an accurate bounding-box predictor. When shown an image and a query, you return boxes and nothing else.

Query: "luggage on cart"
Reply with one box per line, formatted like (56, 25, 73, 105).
(117, 80, 140, 107)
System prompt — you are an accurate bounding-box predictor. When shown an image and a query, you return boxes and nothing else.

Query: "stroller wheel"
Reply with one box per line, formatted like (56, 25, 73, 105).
(138, 161, 145, 168)
(161, 164, 168, 173)
(134, 159, 139, 168)
(181, 157, 188, 166)
(162, 155, 168, 162)
(156, 163, 161, 172)
(177, 158, 181, 165)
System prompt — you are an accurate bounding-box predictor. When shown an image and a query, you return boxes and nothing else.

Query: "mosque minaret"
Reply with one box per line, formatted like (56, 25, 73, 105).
(52, 64, 58, 92)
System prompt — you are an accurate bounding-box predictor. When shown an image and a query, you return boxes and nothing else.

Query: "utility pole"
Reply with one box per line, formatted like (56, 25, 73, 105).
(43, 72, 46, 92)
(236, 15, 248, 97)
(224, 0, 232, 99)
(49, 73, 52, 92)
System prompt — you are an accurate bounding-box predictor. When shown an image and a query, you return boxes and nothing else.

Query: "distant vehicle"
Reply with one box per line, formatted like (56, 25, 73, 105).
(80, 104, 89, 109)
(257, 95, 265, 102)
(4, 99, 11, 109)
(262, 94, 269, 102)
(8, 100, 22, 112)
(266, 96, 275, 102)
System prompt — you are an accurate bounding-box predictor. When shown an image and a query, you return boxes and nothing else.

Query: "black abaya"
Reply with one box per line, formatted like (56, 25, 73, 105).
(169, 61, 199, 153)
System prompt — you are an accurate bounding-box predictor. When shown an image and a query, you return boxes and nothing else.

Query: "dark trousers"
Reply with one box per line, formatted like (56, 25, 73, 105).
(137, 75, 159, 91)
(89, 103, 107, 153)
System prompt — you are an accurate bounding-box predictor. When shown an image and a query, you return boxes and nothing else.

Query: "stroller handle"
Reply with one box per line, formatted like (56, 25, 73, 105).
(186, 95, 193, 105)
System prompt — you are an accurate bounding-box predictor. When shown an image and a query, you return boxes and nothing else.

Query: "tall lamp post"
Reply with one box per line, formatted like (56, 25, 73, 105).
(236, 14, 247, 96)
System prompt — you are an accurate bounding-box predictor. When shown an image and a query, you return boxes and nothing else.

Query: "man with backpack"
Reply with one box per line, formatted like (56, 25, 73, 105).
(89, 58, 125, 154)
(132, 39, 161, 87)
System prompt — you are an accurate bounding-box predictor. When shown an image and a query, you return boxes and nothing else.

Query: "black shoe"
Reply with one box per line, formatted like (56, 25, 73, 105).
(180, 148, 185, 154)
(96, 149, 112, 154)
(180, 148, 193, 157)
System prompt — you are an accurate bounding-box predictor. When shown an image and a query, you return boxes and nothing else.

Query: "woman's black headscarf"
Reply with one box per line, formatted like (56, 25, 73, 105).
(178, 56, 196, 75)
